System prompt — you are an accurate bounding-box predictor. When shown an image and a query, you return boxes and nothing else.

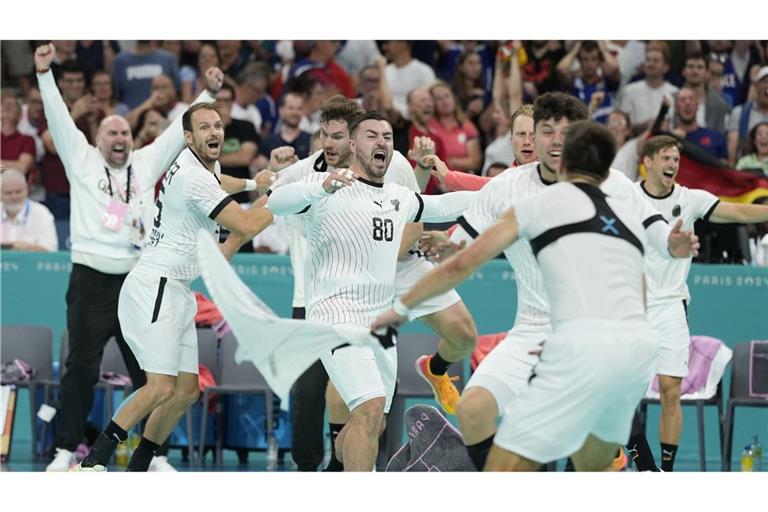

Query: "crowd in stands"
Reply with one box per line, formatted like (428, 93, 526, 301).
(2, 40, 767, 260)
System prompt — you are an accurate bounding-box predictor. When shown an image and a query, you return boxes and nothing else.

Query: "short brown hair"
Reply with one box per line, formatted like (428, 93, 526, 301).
(182, 103, 222, 132)
(642, 135, 681, 159)
(319, 94, 364, 126)
(646, 41, 671, 65)
(510, 104, 534, 131)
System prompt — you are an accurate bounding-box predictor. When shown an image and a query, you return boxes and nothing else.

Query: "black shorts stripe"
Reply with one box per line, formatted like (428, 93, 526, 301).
(209, 196, 234, 220)
(297, 204, 311, 214)
(642, 214, 667, 229)
(457, 215, 480, 239)
(702, 200, 720, 222)
(413, 193, 425, 222)
(151, 277, 168, 324)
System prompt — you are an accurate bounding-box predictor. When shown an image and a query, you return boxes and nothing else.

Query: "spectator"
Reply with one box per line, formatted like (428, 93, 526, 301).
(617, 41, 678, 135)
(382, 40, 436, 118)
(180, 43, 220, 104)
(0, 168, 58, 252)
(288, 41, 355, 99)
(556, 40, 620, 123)
(735, 121, 768, 176)
(357, 62, 388, 112)
(451, 49, 489, 123)
(290, 74, 327, 134)
(726, 66, 768, 165)
(607, 109, 642, 180)
(125, 73, 187, 130)
(481, 103, 514, 175)
(216, 40, 248, 79)
(681, 52, 730, 133)
(521, 40, 565, 100)
(230, 62, 271, 135)
(73, 70, 120, 144)
(427, 81, 482, 173)
(76, 40, 119, 74)
(18, 87, 46, 163)
(336, 40, 382, 92)
(672, 86, 728, 162)
(215, 84, 259, 205)
(1, 91, 36, 176)
(111, 41, 179, 109)
(259, 91, 312, 164)
(132, 108, 168, 151)
(1, 41, 34, 94)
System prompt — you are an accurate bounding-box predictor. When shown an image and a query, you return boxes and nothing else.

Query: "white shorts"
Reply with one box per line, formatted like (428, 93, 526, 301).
(396, 257, 460, 321)
(320, 343, 397, 413)
(494, 319, 656, 463)
(465, 324, 553, 412)
(647, 301, 690, 378)
(117, 267, 198, 376)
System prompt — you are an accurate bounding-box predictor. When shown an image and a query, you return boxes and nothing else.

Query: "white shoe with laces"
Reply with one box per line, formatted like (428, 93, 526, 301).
(45, 448, 76, 472)
(149, 455, 177, 472)
(69, 462, 107, 472)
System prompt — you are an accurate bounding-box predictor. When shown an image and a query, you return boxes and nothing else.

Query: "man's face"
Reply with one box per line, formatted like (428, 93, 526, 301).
(644, 145, 680, 191)
(431, 85, 455, 116)
(1, 175, 27, 215)
(683, 58, 707, 87)
(59, 71, 85, 103)
(534, 116, 570, 174)
(460, 53, 483, 80)
(643, 49, 668, 80)
(578, 49, 601, 80)
(238, 79, 265, 105)
(360, 68, 380, 96)
(756, 76, 768, 108)
(408, 88, 434, 125)
(184, 108, 225, 163)
(152, 75, 176, 107)
(1, 96, 21, 126)
(675, 89, 698, 125)
(214, 89, 234, 125)
(511, 115, 536, 164)
(708, 61, 725, 92)
(97, 116, 134, 168)
(198, 45, 219, 72)
(92, 73, 113, 101)
(320, 119, 352, 167)
(607, 111, 630, 144)
(351, 119, 394, 180)
(280, 93, 304, 129)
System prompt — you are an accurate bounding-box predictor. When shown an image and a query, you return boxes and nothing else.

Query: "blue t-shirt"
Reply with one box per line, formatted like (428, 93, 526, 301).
(686, 127, 728, 160)
(260, 131, 312, 160)
(571, 76, 618, 124)
(111, 49, 180, 109)
(256, 95, 278, 135)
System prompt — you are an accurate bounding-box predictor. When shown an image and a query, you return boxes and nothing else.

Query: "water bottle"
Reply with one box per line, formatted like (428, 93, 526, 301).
(266, 434, 279, 471)
(750, 436, 762, 472)
(740, 445, 754, 472)
(115, 442, 129, 467)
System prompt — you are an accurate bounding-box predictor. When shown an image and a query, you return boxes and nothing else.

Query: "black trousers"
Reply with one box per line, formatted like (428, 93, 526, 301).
(288, 307, 329, 471)
(56, 264, 166, 455)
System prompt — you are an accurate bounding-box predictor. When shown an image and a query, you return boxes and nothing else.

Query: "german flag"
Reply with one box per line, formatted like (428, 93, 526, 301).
(673, 136, 768, 204)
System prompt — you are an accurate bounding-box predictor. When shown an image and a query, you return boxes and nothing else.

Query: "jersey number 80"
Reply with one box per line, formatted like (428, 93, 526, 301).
(372, 217, 394, 241)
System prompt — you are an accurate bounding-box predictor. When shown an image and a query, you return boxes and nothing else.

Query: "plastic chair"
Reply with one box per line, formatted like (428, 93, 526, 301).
(198, 331, 274, 465)
(0, 325, 54, 458)
(383, 333, 465, 462)
(722, 342, 768, 471)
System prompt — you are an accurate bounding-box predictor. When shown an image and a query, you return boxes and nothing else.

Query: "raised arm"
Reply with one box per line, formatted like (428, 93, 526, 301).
(418, 190, 477, 223)
(34, 43, 91, 178)
(266, 170, 356, 216)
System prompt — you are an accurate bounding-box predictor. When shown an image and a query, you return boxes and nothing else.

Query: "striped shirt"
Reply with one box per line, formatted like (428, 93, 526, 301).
(137, 148, 231, 282)
(635, 181, 719, 306)
(297, 173, 423, 325)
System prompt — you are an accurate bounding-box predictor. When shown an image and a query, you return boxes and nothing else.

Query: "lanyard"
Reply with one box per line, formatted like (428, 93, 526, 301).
(104, 165, 132, 203)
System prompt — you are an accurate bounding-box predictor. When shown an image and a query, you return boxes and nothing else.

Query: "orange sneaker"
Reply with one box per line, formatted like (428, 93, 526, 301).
(610, 448, 628, 471)
(415, 355, 460, 415)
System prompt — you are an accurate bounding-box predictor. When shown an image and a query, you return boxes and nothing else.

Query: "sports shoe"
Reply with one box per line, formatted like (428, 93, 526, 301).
(149, 455, 177, 472)
(68, 462, 107, 472)
(415, 355, 460, 415)
(46, 448, 76, 472)
(610, 448, 628, 471)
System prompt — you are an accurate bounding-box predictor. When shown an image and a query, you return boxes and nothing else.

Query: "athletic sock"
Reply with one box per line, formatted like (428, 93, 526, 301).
(626, 434, 659, 471)
(465, 435, 494, 471)
(324, 422, 345, 472)
(126, 437, 160, 472)
(428, 352, 451, 376)
(81, 420, 127, 468)
(660, 443, 678, 472)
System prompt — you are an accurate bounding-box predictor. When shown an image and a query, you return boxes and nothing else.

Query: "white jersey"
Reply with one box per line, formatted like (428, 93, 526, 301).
(137, 148, 232, 282)
(294, 173, 423, 325)
(514, 181, 648, 326)
(270, 149, 421, 308)
(458, 163, 668, 327)
(636, 181, 719, 305)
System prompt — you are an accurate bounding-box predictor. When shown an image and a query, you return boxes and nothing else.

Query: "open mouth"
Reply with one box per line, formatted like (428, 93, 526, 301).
(663, 169, 675, 178)
(549, 150, 561, 158)
(207, 140, 220, 150)
(112, 145, 125, 154)
(373, 149, 387, 164)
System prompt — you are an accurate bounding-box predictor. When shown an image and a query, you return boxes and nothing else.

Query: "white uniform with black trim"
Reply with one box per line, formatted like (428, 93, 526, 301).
(271, 150, 460, 318)
(118, 148, 232, 375)
(285, 172, 424, 412)
(493, 181, 656, 463)
(636, 181, 720, 377)
(457, 164, 668, 410)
